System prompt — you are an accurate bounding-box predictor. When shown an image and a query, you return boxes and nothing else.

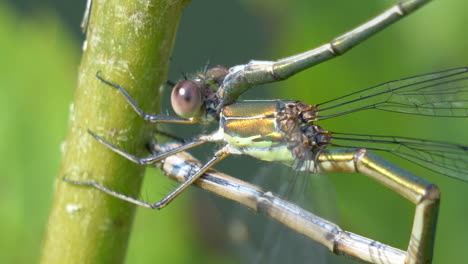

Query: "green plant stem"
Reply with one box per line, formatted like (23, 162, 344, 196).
(40, 1, 189, 263)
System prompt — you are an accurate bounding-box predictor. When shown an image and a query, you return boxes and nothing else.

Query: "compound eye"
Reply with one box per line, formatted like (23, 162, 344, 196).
(171, 80, 202, 118)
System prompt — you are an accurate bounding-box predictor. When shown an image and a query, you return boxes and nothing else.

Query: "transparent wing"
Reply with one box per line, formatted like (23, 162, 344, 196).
(330, 132, 468, 181)
(317, 67, 468, 119)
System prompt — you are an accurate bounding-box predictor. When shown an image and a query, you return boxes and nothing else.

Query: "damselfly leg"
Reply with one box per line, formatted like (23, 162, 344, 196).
(66, 129, 229, 209)
(95, 72, 196, 124)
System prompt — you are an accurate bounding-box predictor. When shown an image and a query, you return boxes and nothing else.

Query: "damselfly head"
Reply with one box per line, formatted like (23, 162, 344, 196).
(171, 65, 228, 121)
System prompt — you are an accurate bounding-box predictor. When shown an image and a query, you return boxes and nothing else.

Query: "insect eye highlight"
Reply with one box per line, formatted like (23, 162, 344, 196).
(171, 80, 202, 118)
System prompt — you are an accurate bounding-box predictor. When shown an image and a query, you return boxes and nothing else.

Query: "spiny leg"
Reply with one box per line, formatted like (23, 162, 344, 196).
(217, 0, 431, 107)
(63, 177, 155, 208)
(151, 128, 189, 143)
(64, 149, 230, 209)
(152, 150, 230, 208)
(88, 130, 208, 165)
(95, 72, 196, 124)
(317, 148, 439, 264)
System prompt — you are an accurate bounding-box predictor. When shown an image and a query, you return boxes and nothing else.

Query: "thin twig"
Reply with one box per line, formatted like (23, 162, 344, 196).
(40, 1, 189, 263)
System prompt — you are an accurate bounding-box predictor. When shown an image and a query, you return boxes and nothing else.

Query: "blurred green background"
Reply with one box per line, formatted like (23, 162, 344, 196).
(1, 0, 467, 263)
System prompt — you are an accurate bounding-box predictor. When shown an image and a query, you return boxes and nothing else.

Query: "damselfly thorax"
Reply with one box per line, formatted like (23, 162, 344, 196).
(220, 100, 329, 167)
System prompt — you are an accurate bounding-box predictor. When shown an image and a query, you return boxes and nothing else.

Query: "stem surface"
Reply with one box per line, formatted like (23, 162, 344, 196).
(40, 1, 189, 263)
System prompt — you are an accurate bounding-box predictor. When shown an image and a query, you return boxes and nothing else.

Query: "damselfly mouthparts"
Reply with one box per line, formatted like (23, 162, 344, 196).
(65, 1, 468, 263)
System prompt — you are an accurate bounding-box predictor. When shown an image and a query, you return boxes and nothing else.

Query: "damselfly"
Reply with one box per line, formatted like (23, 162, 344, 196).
(65, 0, 467, 263)
(67, 66, 467, 263)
